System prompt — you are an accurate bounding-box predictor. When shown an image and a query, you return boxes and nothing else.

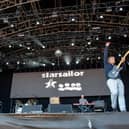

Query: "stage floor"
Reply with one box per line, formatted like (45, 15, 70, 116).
(0, 112, 129, 129)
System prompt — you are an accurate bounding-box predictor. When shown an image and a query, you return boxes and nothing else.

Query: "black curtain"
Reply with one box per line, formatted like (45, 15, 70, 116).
(0, 71, 13, 113)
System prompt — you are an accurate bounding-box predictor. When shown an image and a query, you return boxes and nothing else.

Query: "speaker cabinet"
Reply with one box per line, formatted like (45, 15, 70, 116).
(48, 104, 72, 113)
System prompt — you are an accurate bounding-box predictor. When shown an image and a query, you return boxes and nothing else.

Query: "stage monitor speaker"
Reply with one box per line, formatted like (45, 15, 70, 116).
(94, 100, 105, 112)
(48, 104, 72, 113)
(22, 105, 43, 113)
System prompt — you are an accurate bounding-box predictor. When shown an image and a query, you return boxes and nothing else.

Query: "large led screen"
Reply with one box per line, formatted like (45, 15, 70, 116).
(10, 69, 109, 98)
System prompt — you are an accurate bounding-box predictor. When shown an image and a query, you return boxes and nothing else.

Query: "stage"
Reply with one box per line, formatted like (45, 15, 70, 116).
(0, 112, 129, 129)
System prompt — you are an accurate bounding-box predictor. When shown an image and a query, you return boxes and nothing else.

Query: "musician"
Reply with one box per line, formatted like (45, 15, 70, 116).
(79, 94, 89, 105)
(79, 94, 90, 112)
(104, 42, 126, 112)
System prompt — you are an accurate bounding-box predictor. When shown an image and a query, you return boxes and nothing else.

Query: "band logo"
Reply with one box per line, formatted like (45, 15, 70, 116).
(41, 70, 84, 91)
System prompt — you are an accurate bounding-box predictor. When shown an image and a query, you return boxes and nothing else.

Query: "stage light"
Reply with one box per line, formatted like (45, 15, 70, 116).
(52, 63, 55, 66)
(42, 45, 45, 49)
(36, 21, 40, 25)
(88, 41, 91, 45)
(75, 56, 82, 65)
(96, 37, 99, 40)
(71, 43, 75, 46)
(10, 24, 14, 28)
(19, 44, 23, 47)
(97, 56, 101, 60)
(71, 18, 75, 22)
(118, 53, 121, 57)
(64, 54, 71, 66)
(123, 34, 127, 38)
(42, 63, 46, 67)
(23, 62, 26, 65)
(55, 49, 63, 57)
(86, 57, 90, 61)
(76, 60, 79, 64)
(106, 7, 112, 12)
(17, 61, 20, 65)
(6, 62, 9, 65)
(119, 7, 123, 11)
(66, 62, 70, 65)
(108, 36, 112, 40)
(9, 45, 12, 48)
(27, 47, 30, 50)
(100, 15, 104, 19)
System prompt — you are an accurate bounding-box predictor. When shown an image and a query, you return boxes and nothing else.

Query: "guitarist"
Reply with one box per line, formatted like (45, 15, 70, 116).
(104, 42, 126, 112)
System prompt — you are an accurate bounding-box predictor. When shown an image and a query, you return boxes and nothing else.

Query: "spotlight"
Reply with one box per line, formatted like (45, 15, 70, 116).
(86, 57, 90, 61)
(71, 43, 75, 46)
(36, 21, 40, 25)
(106, 7, 112, 12)
(118, 53, 121, 57)
(123, 34, 127, 38)
(55, 49, 63, 57)
(99, 15, 104, 19)
(6, 62, 9, 65)
(66, 62, 70, 65)
(23, 62, 26, 65)
(17, 61, 20, 65)
(52, 63, 55, 66)
(42, 64, 46, 67)
(88, 41, 91, 45)
(64, 54, 71, 66)
(76, 60, 79, 64)
(9, 45, 12, 48)
(119, 7, 123, 11)
(108, 36, 112, 40)
(27, 47, 30, 50)
(96, 37, 99, 40)
(19, 44, 23, 47)
(42, 45, 45, 49)
(97, 56, 101, 60)
(71, 18, 75, 22)
(10, 24, 14, 28)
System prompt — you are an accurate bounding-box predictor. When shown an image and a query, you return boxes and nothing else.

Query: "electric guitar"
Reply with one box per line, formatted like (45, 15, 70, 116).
(108, 50, 129, 79)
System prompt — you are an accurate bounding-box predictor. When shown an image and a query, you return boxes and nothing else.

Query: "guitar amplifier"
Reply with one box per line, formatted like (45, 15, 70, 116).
(49, 97, 60, 104)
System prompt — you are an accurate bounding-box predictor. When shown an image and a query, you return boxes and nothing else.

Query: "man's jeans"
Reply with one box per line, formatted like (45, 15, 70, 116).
(107, 79, 126, 111)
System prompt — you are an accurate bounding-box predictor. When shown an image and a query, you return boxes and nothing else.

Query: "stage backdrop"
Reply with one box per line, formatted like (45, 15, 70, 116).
(10, 69, 110, 98)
